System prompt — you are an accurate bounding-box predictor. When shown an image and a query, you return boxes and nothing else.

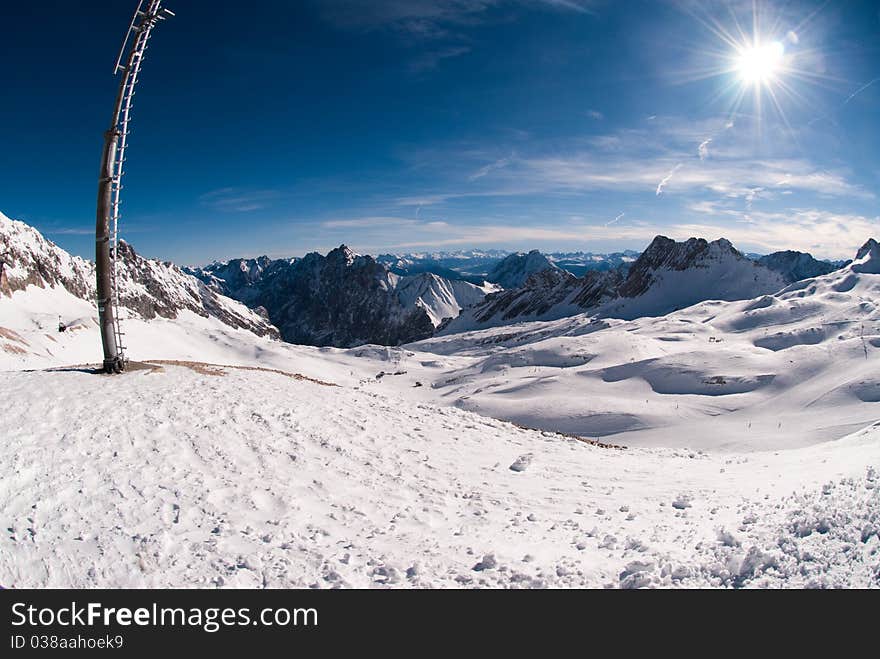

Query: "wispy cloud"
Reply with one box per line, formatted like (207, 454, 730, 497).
(321, 216, 420, 229)
(698, 138, 712, 160)
(315, 0, 598, 33)
(199, 188, 280, 213)
(44, 225, 156, 236)
(313, 0, 598, 71)
(744, 187, 763, 209)
(469, 156, 513, 181)
(674, 216, 877, 259)
(682, 206, 879, 258)
(393, 114, 871, 210)
(842, 77, 880, 107)
(389, 223, 594, 248)
(395, 153, 869, 210)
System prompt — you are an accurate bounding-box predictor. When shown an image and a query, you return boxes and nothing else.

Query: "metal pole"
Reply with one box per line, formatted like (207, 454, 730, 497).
(96, 126, 122, 372)
(95, 1, 172, 373)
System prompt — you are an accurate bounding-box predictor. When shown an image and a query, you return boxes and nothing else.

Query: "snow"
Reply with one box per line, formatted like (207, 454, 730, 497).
(408, 256, 880, 452)
(1, 364, 876, 588)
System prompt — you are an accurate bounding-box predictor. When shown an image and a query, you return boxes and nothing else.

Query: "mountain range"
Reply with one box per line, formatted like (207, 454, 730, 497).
(0, 209, 856, 350)
(442, 236, 793, 332)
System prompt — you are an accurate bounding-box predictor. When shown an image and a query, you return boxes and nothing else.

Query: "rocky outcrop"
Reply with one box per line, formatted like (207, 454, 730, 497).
(0, 211, 93, 298)
(394, 272, 494, 326)
(113, 241, 278, 337)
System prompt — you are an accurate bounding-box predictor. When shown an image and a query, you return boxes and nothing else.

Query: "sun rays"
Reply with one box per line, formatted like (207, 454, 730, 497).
(672, 1, 844, 135)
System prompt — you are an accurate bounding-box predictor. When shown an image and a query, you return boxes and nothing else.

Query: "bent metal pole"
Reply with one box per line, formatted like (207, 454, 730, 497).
(95, 1, 173, 373)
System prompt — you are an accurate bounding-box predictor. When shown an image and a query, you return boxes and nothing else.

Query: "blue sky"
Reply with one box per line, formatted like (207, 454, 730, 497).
(1, 0, 878, 264)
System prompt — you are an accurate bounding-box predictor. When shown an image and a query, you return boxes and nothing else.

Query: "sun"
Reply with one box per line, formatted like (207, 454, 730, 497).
(735, 41, 786, 85)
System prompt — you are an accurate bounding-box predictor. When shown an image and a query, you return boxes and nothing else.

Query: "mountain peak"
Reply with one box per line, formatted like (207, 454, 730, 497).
(619, 235, 772, 301)
(488, 250, 558, 289)
(710, 237, 735, 252)
(852, 238, 880, 274)
(856, 238, 878, 259)
(328, 244, 357, 264)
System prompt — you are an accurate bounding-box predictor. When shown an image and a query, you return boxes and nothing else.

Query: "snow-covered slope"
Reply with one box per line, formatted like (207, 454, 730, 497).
(394, 272, 497, 326)
(440, 268, 623, 333)
(1, 363, 877, 588)
(410, 239, 880, 452)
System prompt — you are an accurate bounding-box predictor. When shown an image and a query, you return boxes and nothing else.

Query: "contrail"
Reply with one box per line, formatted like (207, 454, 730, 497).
(605, 212, 625, 226)
(809, 76, 879, 125)
(656, 164, 682, 196)
(842, 77, 879, 107)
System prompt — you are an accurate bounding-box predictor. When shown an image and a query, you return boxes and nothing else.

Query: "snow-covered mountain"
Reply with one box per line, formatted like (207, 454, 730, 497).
(605, 236, 787, 319)
(486, 249, 560, 289)
(757, 250, 843, 283)
(0, 211, 94, 299)
(0, 211, 278, 363)
(444, 236, 787, 332)
(189, 246, 494, 347)
(853, 238, 880, 273)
